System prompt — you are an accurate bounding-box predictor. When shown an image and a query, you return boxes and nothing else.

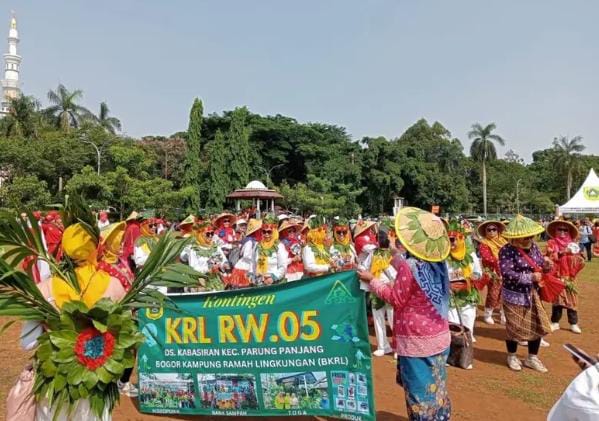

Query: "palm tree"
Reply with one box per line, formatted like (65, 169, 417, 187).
(552, 135, 585, 200)
(468, 123, 505, 216)
(45, 84, 94, 132)
(2, 95, 41, 138)
(97, 102, 121, 134)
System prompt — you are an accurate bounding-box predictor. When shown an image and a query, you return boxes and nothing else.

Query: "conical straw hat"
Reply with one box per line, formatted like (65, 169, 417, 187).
(395, 207, 450, 262)
(477, 220, 506, 238)
(502, 215, 545, 239)
(180, 214, 196, 226)
(353, 220, 376, 238)
(278, 219, 300, 233)
(546, 220, 578, 240)
(246, 218, 262, 236)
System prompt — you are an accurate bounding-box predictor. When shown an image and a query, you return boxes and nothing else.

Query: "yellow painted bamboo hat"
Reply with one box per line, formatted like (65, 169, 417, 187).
(100, 222, 126, 252)
(394, 207, 450, 262)
(246, 218, 262, 236)
(547, 220, 578, 240)
(502, 214, 545, 239)
(477, 220, 506, 238)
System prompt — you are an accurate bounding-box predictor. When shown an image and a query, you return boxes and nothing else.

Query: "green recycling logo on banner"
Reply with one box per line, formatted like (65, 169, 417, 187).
(583, 186, 599, 201)
(137, 271, 375, 420)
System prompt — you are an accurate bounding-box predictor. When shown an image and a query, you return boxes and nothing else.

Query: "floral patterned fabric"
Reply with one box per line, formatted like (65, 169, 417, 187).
(370, 257, 450, 358)
(396, 349, 451, 421)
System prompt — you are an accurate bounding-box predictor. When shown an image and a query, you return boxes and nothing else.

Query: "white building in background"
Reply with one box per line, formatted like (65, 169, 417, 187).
(0, 13, 21, 116)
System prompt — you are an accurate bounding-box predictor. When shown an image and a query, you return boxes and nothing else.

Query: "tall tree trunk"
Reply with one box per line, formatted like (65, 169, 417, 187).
(482, 161, 487, 216)
(567, 169, 572, 200)
(61, 112, 69, 133)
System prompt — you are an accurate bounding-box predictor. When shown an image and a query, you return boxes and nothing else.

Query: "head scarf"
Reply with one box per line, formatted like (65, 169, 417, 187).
(194, 222, 215, 247)
(140, 219, 158, 239)
(256, 216, 279, 275)
(551, 229, 573, 251)
(479, 227, 508, 259)
(407, 257, 450, 320)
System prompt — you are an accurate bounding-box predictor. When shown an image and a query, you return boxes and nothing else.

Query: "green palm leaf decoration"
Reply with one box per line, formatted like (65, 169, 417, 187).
(0, 196, 203, 418)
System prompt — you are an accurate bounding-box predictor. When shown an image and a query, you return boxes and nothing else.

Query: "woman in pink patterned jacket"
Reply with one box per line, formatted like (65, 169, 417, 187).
(359, 207, 451, 421)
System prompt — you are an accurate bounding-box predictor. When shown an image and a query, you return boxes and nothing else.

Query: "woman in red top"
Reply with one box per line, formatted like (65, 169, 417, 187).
(477, 221, 508, 325)
(545, 220, 585, 334)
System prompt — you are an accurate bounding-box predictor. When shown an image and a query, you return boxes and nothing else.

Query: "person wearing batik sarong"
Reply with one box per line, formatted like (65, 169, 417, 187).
(546, 220, 585, 334)
(279, 219, 304, 281)
(477, 220, 508, 325)
(500, 215, 552, 373)
(358, 207, 451, 421)
(446, 218, 482, 346)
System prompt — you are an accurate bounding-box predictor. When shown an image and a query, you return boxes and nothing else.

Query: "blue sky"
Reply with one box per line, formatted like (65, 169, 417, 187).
(7, 0, 599, 160)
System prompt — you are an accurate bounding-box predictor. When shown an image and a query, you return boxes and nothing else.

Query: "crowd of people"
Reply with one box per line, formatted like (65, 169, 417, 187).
(14, 206, 598, 420)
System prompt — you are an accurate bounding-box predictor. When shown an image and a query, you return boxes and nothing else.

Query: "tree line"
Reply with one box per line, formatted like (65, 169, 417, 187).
(0, 85, 596, 219)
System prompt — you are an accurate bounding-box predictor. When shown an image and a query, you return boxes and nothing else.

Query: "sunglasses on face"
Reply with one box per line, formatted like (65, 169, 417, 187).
(204, 231, 214, 236)
(149, 224, 157, 229)
(262, 229, 273, 235)
(336, 230, 348, 235)
(486, 227, 497, 232)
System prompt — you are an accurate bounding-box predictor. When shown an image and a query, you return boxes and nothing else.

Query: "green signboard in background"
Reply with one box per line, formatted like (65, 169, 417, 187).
(137, 271, 376, 420)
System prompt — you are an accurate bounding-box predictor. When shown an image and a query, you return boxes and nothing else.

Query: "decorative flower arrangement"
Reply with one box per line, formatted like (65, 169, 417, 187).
(0, 197, 199, 418)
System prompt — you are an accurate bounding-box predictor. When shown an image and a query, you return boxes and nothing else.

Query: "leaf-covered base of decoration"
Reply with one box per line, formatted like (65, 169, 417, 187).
(33, 298, 145, 418)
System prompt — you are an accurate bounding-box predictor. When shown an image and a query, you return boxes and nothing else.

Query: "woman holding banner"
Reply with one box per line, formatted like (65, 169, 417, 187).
(358, 207, 452, 421)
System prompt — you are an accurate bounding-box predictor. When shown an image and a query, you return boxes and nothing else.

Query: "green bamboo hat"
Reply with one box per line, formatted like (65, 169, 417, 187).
(502, 214, 545, 239)
(394, 207, 450, 262)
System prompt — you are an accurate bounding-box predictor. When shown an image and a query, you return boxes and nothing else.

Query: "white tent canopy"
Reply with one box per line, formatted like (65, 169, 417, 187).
(560, 168, 599, 214)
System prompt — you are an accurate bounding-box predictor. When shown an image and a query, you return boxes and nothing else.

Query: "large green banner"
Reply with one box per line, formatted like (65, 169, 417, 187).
(137, 270, 376, 420)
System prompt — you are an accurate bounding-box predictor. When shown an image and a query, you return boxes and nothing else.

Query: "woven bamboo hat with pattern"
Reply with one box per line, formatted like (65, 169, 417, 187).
(394, 207, 450, 262)
(502, 214, 545, 239)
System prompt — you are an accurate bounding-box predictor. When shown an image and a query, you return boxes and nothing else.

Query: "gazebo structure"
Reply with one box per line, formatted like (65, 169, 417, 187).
(227, 180, 284, 218)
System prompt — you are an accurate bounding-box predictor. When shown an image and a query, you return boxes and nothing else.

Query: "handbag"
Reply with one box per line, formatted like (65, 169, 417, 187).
(6, 364, 36, 421)
(516, 248, 565, 303)
(446, 294, 474, 370)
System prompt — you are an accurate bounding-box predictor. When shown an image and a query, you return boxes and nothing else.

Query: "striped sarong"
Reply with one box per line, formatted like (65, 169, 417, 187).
(503, 289, 551, 342)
